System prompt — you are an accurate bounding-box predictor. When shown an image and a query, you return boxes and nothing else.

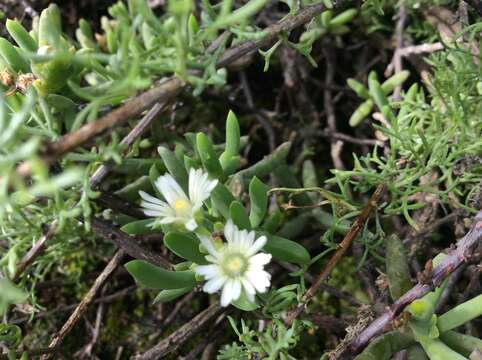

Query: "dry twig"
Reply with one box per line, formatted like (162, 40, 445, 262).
(40, 250, 125, 360)
(89, 102, 165, 189)
(343, 210, 482, 356)
(285, 183, 386, 325)
(90, 217, 173, 269)
(10, 220, 59, 283)
(135, 303, 227, 359)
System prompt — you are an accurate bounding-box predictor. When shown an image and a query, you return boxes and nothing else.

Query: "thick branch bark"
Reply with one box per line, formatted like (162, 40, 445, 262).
(343, 210, 482, 357)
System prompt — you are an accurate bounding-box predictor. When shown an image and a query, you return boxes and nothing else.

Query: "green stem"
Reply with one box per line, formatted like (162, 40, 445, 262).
(438, 294, 482, 333)
(439, 331, 482, 357)
(417, 337, 467, 360)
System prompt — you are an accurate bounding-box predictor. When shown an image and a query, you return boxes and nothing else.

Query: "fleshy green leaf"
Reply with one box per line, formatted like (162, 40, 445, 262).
(196, 132, 224, 179)
(386, 234, 412, 301)
(211, 183, 236, 219)
(121, 219, 157, 235)
(248, 176, 269, 228)
(125, 260, 196, 289)
(263, 234, 310, 265)
(153, 286, 195, 304)
(230, 201, 251, 230)
(232, 291, 259, 311)
(354, 331, 415, 360)
(262, 208, 282, 233)
(158, 146, 189, 191)
(6, 19, 37, 53)
(164, 232, 207, 264)
(220, 110, 241, 169)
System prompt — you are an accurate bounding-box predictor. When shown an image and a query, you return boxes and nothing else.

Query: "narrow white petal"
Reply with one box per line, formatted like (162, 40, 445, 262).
(224, 219, 236, 243)
(246, 236, 267, 257)
(220, 280, 235, 306)
(155, 174, 188, 207)
(238, 229, 249, 249)
(159, 216, 179, 224)
(245, 290, 255, 302)
(241, 277, 256, 295)
(185, 218, 198, 231)
(247, 271, 271, 293)
(245, 231, 256, 248)
(206, 178, 218, 193)
(195, 265, 219, 279)
(203, 276, 226, 293)
(189, 168, 218, 205)
(205, 255, 218, 264)
(142, 209, 166, 217)
(231, 280, 242, 302)
(139, 191, 165, 205)
(140, 200, 171, 213)
(249, 253, 272, 267)
(188, 168, 197, 204)
(198, 236, 219, 258)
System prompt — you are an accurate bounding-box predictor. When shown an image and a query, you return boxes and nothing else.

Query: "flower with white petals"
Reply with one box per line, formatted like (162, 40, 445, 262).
(195, 220, 272, 307)
(139, 168, 218, 231)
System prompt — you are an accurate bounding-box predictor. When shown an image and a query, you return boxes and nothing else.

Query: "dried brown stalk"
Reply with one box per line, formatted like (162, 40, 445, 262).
(285, 183, 386, 325)
(135, 303, 227, 359)
(40, 250, 125, 360)
(343, 210, 482, 356)
(90, 217, 173, 270)
(10, 219, 59, 283)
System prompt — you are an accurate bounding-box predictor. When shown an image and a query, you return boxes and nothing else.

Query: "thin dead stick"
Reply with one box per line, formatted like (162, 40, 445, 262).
(19, 0, 38, 18)
(91, 217, 173, 270)
(89, 102, 165, 189)
(76, 290, 105, 358)
(135, 302, 226, 360)
(285, 183, 386, 325)
(161, 290, 197, 330)
(16, 0, 349, 177)
(29, 220, 171, 358)
(343, 210, 482, 356)
(385, 42, 444, 75)
(10, 286, 138, 325)
(17, 78, 183, 177)
(323, 42, 345, 170)
(40, 249, 125, 360)
(217, 0, 348, 68)
(321, 129, 385, 147)
(10, 219, 59, 283)
(392, 3, 406, 100)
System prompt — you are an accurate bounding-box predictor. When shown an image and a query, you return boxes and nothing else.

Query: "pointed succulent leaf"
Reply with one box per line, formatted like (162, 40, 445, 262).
(125, 260, 197, 289)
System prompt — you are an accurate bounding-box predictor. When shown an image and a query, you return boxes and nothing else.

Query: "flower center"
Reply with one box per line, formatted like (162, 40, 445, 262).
(173, 199, 191, 216)
(174, 199, 188, 210)
(222, 253, 247, 278)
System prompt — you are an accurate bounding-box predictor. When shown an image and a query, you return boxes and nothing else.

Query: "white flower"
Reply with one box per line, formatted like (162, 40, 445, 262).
(195, 220, 272, 307)
(139, 168, 218, 231)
